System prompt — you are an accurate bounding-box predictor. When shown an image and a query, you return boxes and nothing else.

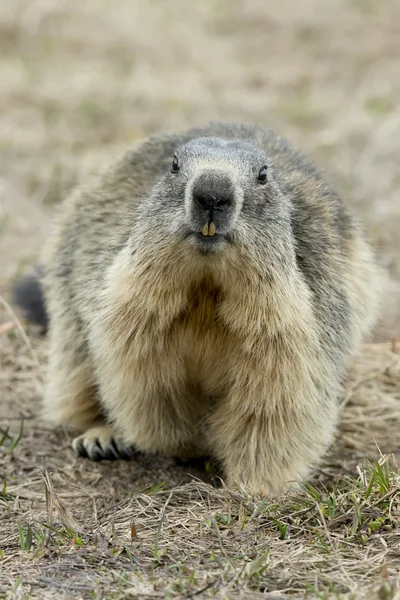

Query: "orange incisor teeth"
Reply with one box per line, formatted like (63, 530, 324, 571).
(202, 222, 216, 237)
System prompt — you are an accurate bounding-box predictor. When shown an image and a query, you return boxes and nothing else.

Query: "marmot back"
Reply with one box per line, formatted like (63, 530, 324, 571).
(13, 122, 382, 495)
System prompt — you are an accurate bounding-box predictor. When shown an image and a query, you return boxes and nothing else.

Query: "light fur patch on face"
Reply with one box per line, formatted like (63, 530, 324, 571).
(192, 161, 240, 176)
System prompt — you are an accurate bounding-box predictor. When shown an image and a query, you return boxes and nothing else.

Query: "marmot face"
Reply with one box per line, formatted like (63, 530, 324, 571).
(139, 136, 290, 259)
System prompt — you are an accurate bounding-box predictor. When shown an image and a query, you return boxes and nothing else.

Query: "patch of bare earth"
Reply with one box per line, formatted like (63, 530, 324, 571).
(1, 1, 400, 598)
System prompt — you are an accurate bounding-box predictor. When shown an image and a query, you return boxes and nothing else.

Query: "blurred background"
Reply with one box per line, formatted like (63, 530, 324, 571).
(0, 0, 399, 337)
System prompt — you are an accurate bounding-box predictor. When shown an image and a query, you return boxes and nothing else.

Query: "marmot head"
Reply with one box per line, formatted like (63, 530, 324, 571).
(133, 136, 295, 277)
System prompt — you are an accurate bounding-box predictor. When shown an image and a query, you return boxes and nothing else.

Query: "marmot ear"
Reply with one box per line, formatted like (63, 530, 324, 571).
(171, 156, 179, 173)
(257, 166, 268, 183)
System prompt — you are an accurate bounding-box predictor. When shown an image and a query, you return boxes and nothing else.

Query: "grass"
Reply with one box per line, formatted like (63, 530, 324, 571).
(0, 331, 400, 599)
(2, 458, 400, 598)
(0, 418, 24, 455)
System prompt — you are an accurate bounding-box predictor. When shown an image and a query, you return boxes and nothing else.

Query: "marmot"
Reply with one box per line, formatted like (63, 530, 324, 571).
(12, 122, 382, 495)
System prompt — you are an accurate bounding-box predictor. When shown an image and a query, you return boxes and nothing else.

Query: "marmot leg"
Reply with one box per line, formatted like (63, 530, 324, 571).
(209, 349, 339, 495)
(211, 407, 337, 495)
(88, 342, 203, 457)
(43, 310, 101, 431)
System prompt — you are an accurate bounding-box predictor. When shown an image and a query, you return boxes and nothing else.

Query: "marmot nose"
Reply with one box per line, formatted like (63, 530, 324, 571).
(194, 193, 231, 211)
(192, 171, 234, 212)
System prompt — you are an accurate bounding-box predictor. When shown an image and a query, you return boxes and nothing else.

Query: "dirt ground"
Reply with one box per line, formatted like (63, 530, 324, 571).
(1, 1, 400, 598)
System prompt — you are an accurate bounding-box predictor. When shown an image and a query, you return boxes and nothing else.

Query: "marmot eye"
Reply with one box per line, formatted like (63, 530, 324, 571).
(171, 156, 179, 173)
(257, 166, 268, 183)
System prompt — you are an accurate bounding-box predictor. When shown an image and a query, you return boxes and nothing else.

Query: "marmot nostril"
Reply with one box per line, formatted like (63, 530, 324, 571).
(194, 193, 232, 211)
(195, 193, 216, 211)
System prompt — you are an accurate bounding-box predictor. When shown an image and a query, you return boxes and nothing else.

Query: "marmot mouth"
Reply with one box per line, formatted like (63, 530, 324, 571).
(185, 231, 232, 254)
(192, 232, 225, 242)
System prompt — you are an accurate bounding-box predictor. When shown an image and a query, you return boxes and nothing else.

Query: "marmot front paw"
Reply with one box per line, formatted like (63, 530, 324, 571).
(72, 425, 137, 462)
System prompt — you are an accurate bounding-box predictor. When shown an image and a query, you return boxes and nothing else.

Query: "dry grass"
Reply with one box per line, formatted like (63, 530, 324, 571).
(1, 318, 400, 599)
(1, 1, 400, 598)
